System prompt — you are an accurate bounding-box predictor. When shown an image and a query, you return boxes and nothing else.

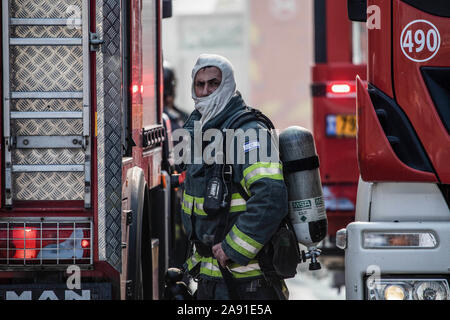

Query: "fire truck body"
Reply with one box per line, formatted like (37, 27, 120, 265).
(312, 0, 366, 269)
(0, 0, 172, 300)
(341, 0, 450, 300)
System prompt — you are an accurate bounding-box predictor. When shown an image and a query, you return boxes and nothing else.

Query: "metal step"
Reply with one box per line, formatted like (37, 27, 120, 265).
(10, 111, 83, 119)
(16, 136, 84, 149)
(10, 37, 82, 46)
(11, 92, 84, 99)
(12, 164, 85, 173)
(10, 18, 82, 26)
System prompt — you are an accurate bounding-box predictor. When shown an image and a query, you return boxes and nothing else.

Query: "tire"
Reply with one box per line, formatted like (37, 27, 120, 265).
(126, 167, 153, 300)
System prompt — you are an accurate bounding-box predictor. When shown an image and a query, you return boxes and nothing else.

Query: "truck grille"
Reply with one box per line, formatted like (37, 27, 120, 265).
(0, 219, 92, 266)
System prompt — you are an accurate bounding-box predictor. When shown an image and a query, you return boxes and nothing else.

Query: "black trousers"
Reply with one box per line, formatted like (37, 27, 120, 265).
(196, 277, 284, 300)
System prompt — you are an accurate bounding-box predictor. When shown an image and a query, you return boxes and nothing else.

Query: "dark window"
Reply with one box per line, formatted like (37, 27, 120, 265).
(368, 84, 434, 173)
(421, 67, 450, 134)
(401, 0, 450, 18)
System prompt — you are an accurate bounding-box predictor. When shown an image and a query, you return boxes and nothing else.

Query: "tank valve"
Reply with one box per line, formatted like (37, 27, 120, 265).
(301, 247, 322, 271)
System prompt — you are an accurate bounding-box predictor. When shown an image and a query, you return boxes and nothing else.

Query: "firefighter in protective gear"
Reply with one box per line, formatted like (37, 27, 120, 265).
(181, 54, 289, 300)
(164, 61, 189, 132)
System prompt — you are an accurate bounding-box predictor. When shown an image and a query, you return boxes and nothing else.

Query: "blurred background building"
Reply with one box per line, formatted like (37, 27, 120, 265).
(162, 0, 314, 130)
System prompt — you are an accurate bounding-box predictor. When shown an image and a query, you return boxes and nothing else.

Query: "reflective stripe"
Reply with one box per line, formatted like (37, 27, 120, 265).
(242, 162, 284, 189)
(229, 193, 246, 213)
(193, 196, 207, 216)
(230, 262, 260, 273)
(182, 192, 193, 215)
(198, 256, 262, 279)
(225, 225, 263, 260)
(184, 193, 246, 214)
(186, 251, 201, 271)
(200, 258, 222, 278)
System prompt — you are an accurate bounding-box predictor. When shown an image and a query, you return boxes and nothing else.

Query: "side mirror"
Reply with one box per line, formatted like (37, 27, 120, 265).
(348, 0, 367, 22)
(163, 0, 172, 19)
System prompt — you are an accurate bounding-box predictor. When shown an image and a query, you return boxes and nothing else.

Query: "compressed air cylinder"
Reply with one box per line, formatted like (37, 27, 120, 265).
(279, 126, 327, 250)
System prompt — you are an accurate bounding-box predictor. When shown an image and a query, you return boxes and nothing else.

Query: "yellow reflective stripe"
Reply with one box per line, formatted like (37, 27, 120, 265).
(182, 191, 193, 215)
(197, 256, 262, 279)
(229, 260, 262, 278)
(225, 225, 263, 260)
(199, 257, 222, 277)
(186, 251, 201, 271)
(193, 196, 207, 216)
(183, 191, 194, 202)
(229, 193, 246, 213)
(242, 162, 284, 189)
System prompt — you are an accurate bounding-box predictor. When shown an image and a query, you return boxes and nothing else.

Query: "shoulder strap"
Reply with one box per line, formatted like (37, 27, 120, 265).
(223, 107, 275, 131)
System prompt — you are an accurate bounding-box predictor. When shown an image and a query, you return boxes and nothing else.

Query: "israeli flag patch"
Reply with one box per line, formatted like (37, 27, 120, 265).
(243, 141, 260, 152)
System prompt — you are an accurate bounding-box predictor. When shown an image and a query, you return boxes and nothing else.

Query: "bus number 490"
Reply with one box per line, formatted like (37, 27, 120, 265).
(400, 19, 441, 63)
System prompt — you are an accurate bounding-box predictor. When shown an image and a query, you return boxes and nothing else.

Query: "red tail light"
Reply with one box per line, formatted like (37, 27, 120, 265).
(81, 239, 90, 249)
(326, 81, 356, 98)
(0, 221, 92, 266)
(12, 228, 38, 259)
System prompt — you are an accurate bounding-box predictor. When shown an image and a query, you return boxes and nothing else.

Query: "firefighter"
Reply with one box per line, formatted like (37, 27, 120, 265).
(181, 54, 289, 300)
(163, 61, 189, 132)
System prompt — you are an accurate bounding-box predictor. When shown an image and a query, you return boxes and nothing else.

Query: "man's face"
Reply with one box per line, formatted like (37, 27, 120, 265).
(194, 66, 222, 97)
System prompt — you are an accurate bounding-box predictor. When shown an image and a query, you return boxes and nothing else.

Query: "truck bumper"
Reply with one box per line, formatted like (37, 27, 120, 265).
(343, 221, 450, 300)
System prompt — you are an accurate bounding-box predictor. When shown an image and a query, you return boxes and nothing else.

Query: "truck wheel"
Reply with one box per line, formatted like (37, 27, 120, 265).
(126, 167, 153, 300)
(141, 189, 154, 299)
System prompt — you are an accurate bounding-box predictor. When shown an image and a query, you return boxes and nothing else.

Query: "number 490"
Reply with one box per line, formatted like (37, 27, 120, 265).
(402, 28, 439, 53)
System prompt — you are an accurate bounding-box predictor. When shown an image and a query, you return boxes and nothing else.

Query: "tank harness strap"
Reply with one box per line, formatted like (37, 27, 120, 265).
(282, 155, 320, 174)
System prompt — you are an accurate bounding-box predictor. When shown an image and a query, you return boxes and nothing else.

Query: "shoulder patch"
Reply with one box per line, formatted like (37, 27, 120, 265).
(243, 141, 260, 153)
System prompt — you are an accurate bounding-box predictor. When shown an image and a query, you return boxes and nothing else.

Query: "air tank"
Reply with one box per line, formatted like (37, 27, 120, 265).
(279, 126, 327, 270)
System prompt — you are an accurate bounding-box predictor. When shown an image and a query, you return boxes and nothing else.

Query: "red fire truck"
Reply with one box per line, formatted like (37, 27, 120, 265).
(0, 0, 175, 300)
(311, 0, 366, 279)
(339, 0, 450, 300)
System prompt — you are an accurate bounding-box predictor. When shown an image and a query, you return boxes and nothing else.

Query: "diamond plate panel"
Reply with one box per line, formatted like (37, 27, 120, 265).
(12, 119, 83, 136)
(13, 149, 85, 165)
(10, 0, 82, 19)
(96, 0, 122, 272)
(11, 25, 82, 38)
(11, 99, 83, 112)
(13, 172, 84, 200)
(10, 46, 83, 92)
(6, 0, 88, 204)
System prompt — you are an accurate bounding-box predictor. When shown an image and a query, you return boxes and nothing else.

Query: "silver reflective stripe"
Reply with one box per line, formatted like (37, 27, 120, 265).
(230, 198, 246, 207)
(195, 201, 204, 211)
(244, 166, 283, 184)
(230, 263, 261, 273)
(191, 254, 199, 265)
(201, 261, 220, 272)
(229, 231, 260, 256)
(183, 200, 193, 209)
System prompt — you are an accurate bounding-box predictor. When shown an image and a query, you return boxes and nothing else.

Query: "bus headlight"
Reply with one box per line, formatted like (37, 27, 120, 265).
(367, 278, 449, 300)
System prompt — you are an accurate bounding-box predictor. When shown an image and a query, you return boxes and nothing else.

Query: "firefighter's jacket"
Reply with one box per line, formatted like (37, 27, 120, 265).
(181, 94, 288, 280)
